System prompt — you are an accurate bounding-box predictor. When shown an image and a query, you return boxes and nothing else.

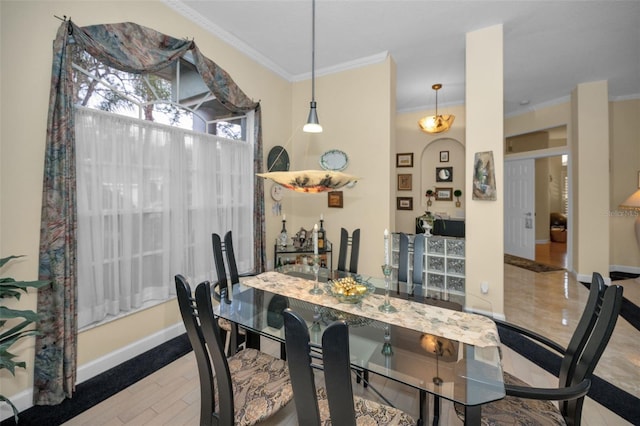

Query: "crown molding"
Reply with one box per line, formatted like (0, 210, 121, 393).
(162, 0, 294, 80)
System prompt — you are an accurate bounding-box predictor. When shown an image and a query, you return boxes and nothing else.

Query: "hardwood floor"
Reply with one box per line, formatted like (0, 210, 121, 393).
(535, 241, 567, 269)
(64, 265, 637, 425)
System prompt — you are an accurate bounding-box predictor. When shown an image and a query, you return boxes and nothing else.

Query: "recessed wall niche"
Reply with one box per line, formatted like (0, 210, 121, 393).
(420, 137, 465, 217)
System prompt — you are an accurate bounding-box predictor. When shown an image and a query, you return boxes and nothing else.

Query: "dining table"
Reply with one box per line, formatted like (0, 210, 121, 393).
(213, 265, 505, 425)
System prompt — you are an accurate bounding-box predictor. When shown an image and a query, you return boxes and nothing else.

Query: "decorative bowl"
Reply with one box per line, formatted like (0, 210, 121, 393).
(325, 276, 375, 304)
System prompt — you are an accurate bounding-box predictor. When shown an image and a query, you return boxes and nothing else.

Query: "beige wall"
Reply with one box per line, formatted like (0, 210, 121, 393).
(465, 24, 505, 316)
(571, 81, 610, 280)
(610, 99, 640, 268)
(279, 57, 396, 278)
(395, 106, 466, 233)
(0, 0, 292, 403)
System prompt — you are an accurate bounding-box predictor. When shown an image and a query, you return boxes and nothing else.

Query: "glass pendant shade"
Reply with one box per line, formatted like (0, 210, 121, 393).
(418, 83, 455, 134)
(418, 114, 455, 134)
(303, 101, 322, 133)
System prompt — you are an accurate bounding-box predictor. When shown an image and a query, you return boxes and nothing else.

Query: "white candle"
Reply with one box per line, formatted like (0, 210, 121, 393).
(320, 213, 323, 221)
(384, 229, 390, 265)
(313, 223, 319, 255)
(283, 214, 286, 221)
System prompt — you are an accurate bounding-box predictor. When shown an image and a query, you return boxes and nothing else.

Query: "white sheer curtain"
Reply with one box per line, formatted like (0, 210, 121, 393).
(75, 107, 254, 328)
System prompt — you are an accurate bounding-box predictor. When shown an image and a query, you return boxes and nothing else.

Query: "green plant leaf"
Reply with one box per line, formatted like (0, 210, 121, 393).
(0, 255, 25, 269)
(0, 306, 40, 322)
(0, 394, 20, 423)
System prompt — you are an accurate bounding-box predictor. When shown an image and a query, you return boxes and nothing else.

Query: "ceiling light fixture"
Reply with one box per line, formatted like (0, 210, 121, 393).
(418, 84, 455, 134)
(303, 0, 322, 133)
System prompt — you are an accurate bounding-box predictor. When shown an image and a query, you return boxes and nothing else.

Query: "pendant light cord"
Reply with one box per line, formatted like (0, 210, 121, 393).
(311, 0, 316, 102)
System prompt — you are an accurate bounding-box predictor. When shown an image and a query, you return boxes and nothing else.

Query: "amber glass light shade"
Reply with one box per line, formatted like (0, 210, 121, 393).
(418, 114, 455, 134)
(418, 83, 455, 134)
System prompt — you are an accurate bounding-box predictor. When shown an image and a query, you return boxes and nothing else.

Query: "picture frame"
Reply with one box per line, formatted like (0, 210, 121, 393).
(435, 187, 453, 201)
(435, 167, 453, 182)
(472, 151, 497, 201)
(396, 197, 413, 210)
(327, 191, 344, 208)
(440, 150, 449, 162)
(396, 153, 414, 168)
(397, 173, 412, 191)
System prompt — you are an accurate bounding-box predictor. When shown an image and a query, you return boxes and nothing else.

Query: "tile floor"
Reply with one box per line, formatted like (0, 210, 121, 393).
(63, 263, 638, 425)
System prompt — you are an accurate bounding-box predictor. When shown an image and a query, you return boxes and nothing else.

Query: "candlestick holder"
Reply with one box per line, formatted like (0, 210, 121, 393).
(378, 264, 397, 313)
(381, 324, 393, 355)
(309, 255, 323, 294)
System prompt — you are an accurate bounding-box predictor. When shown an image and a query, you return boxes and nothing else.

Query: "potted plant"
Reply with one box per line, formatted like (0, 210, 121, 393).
(454, 189, 462, 207)
(425, 189, 435, 207)
(1, 255, 49, 422)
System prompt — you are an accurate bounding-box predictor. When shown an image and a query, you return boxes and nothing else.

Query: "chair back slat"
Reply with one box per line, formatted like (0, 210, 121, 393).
(337, 228, 361, 274)
(283, 309, 322, 426)
(174, 275, 217, 426)
(195, 281, 236, 426)
(224, 231, 240, 286)
(564, 284, 623, 424)
(559, 272, 606, 394)
(348, 229, 360, 273)
(212, 233, 229, 298)
(322, 320, 358, 426)
(412, 233, 425, 287)
(397, 233, 410, 284)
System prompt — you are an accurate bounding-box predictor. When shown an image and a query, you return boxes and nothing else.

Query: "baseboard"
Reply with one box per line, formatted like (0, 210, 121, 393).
(0, 322, 186, 422)
(610, 264, 640, 275)
(535, 239, 550, 244)
(465, 306, 506, 321)
(576, 272, 612, 286)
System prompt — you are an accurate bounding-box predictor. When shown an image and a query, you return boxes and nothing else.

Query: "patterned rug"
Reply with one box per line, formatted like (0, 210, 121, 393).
(504, 254, 565, 272)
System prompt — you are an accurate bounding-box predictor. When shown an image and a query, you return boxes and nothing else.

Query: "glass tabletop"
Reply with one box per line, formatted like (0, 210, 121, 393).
(215, 267, 505, 408)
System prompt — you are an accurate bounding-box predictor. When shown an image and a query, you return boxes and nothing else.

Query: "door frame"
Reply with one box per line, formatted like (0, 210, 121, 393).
(505, 146, 572, 271)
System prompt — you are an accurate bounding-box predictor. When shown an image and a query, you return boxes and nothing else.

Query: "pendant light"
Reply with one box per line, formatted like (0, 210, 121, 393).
(418, 84, 455, 134)
(303, 0, 322, 133)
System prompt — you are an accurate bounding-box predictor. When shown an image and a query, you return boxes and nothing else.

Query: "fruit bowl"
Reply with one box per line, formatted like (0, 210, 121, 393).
(325, 276, 375, 304)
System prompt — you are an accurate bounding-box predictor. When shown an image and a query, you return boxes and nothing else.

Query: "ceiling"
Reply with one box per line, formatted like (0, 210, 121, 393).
(166, 0, 640, 116)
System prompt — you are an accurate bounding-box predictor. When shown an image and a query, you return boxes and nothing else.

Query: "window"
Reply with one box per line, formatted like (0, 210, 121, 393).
(73, 50, 254, 328)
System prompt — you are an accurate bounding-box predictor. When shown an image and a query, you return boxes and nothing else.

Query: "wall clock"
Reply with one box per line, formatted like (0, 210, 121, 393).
(270, 183, 284, 201)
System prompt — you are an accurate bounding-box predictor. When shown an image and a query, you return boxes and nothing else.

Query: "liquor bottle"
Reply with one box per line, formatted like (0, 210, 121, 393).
(318, 218, 326, 250)
(279, 218, 288, 248)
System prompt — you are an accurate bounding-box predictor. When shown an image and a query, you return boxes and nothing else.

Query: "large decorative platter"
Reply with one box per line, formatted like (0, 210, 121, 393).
(319, 149, 349, 171)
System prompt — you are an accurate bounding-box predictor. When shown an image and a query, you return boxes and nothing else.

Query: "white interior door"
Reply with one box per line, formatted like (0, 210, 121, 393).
(504, 159, 535, 259)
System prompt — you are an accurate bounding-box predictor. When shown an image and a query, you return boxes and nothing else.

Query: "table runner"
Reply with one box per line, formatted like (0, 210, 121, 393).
(243, 271, 500, 348)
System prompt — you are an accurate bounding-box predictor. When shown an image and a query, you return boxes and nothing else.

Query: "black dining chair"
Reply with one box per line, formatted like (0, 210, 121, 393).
(396, 232, 410, 294)
(282, 308, 419, 426)
(175, 275, 293, 426)
(337, 227, 360, 273)
(456, 274, 623, 426)
(212, 231, 247, 355)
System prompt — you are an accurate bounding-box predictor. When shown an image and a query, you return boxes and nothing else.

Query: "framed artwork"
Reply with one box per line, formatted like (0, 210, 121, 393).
(440, 151, 449, 162)
(397, 173, 412, 191)
(435, 187, 453, 201)
(472, 151, 497, 200)
(396, 153, 414, 168)
(396, 197, 413, 210)
(436, 167, 453, 182)
(327, 191, 344, 208)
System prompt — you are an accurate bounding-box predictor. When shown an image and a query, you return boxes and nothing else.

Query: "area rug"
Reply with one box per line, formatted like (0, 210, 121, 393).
(504, 254, 564, 272)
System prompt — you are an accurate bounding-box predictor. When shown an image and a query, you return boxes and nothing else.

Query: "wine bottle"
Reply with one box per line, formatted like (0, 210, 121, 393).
(318, 218, 326, 250)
